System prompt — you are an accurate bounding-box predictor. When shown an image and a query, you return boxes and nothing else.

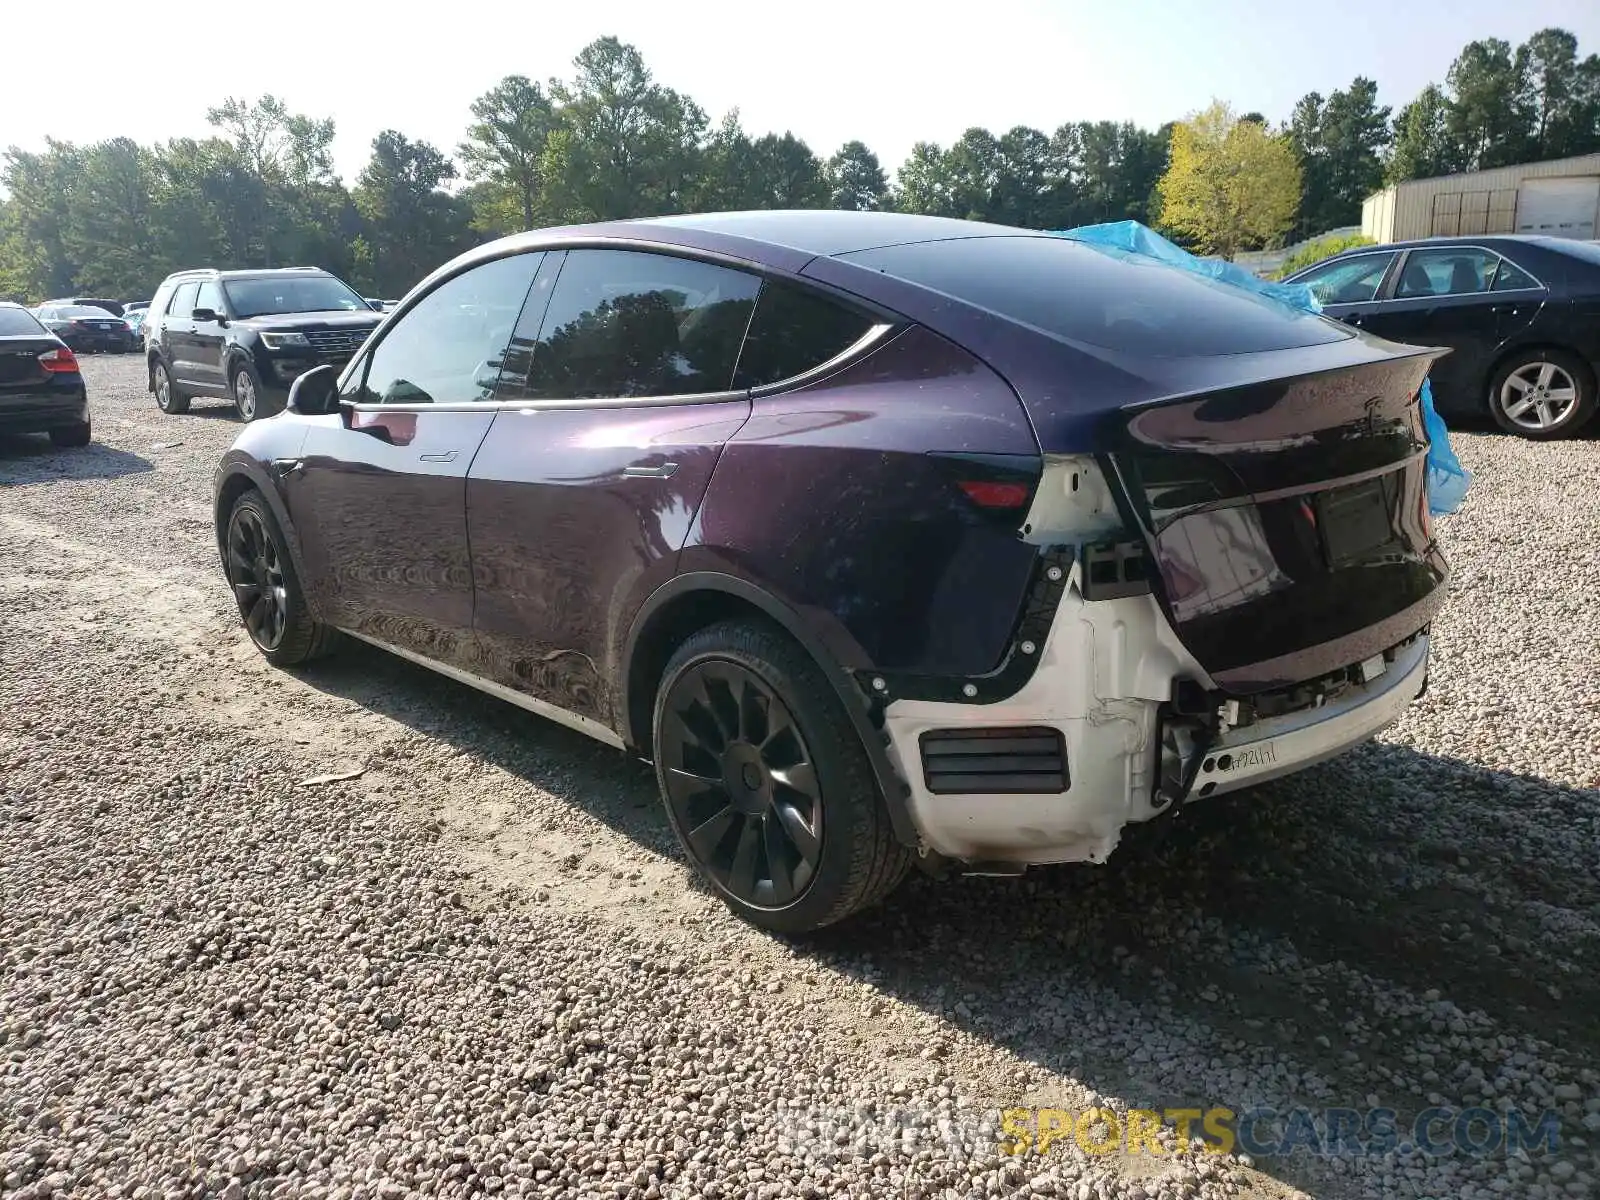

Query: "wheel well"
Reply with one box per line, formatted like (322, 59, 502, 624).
(1485, 342, 1596, 395)
(624, 589, 777, 759)
(214, 473, 256, 554)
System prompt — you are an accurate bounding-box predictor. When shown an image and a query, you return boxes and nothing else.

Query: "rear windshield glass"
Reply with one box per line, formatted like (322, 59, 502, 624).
(59, 306, 119, 319)
(223, 275, 368, 318)
(0, 308, 45, 335)
(841, 235, 1351, 357)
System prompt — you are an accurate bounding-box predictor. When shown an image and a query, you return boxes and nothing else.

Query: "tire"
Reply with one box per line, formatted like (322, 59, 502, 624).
(48, 421, 91, 448)
(152, 359, 189, 415)
(1487, 348, 1597, 440)
(230, 362, 268, 422)
(652, 618, 912, 934)
(223, 490, 339, 667)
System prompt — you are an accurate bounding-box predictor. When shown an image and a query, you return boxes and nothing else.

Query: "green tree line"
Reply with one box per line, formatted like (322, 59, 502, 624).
(1, 28, 1595, 302)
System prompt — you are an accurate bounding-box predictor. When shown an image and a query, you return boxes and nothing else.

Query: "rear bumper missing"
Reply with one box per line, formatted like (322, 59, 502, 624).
(880, 567, 1431, 867)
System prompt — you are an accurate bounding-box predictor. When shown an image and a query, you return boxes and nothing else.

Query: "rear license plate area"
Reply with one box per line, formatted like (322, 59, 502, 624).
(1316, 476, 1398, 566)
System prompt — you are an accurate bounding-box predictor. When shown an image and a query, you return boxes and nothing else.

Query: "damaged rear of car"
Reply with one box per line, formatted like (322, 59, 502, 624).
(801, 229, 1449, 869)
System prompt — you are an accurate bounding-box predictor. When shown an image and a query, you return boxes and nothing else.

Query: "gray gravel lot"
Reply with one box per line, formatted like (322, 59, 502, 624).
(2, 356, 1598, 1200)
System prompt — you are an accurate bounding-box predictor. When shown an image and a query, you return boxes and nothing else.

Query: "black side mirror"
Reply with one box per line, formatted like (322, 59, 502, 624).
(369, 299, 385, 312)
(286, 363, 340, 416)
(190, 307, 218, 323)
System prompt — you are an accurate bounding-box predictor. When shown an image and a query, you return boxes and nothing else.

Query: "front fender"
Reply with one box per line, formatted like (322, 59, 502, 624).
(213, 445, 324, 622)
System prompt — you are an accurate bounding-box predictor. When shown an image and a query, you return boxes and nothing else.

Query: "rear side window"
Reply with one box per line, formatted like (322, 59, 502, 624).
(513, 249, 761, 401)
(1491, 257, 1540, 290)
(734, 279, 879, 389)
(843, 235, 1352, 357)
(0, 308, 44, 335)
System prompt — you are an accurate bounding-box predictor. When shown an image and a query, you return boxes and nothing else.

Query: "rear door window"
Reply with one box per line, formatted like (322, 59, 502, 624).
(734, 279, 879, 389)
(508, 249, 761, 401)
(843, 235, 1351, 357)
(1394, 248, 1498, 298)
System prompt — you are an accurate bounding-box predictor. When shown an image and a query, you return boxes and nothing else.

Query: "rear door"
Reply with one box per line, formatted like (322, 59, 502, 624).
(466, 247, 761, 729)
(162, 281, 202, 386)
(284, 251, 544, 670)
(1358, 246, 1540, 404)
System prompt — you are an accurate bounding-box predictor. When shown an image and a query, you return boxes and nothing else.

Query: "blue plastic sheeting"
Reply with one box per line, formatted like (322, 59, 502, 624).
(1046, 220, 1470, 516)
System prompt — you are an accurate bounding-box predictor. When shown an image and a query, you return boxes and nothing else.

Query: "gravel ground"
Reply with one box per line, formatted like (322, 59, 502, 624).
(2, 356, 1597, 1200)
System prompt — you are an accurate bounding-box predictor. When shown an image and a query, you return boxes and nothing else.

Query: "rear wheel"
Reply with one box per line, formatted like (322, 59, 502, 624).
(1488, 349, 1596, 440)
(652, 619, 911, 934)
(224, 491, 338, 667)
(48, 421, 91, 448)
(152, 360, 189, 415)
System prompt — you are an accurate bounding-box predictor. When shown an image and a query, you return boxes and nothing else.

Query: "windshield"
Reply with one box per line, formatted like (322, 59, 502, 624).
(223, 275, 369, 319)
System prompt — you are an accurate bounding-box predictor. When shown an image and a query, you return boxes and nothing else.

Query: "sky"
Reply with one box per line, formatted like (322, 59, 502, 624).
(2, 0, 1597, 185)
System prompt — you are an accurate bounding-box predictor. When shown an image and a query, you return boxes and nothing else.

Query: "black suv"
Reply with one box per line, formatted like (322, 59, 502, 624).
(146, 267, 383, 421)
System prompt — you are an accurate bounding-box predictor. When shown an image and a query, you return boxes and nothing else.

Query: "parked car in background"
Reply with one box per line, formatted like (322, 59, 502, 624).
(42, 296, 126, 318)
(0, 302, 91, 447)
(123, 308, 147, 341)
(34, 304, 138, 353)
(146, 266, 383, 422)
(123, 300, 151, 316)
(213, 211, 1449, 933)
(1283, 234, 1600, 439)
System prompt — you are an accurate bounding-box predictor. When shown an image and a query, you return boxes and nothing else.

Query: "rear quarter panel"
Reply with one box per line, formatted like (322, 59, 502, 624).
(684, 325, 1042, 678)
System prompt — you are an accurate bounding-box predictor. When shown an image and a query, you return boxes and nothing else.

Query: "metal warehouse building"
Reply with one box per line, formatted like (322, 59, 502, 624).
(1362, 152, 1600, 243)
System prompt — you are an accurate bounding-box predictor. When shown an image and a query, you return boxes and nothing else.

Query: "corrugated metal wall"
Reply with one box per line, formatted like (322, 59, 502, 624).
(1361, 152, 1600, 243)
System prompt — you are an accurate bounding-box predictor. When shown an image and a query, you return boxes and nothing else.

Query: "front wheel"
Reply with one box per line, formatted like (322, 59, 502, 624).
(231, 364, 266, 422)
(652, 619, 912, 934)
(224, 491, 339, 666)
(1488, 349, 1596, 440)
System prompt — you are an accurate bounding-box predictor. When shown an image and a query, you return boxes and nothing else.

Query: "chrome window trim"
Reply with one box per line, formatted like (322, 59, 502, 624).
(1284, 249, 1400, 285)
(746, 321, 897, 397)
(339, 629, 624, 750)
(1387, 243, 1547, 301)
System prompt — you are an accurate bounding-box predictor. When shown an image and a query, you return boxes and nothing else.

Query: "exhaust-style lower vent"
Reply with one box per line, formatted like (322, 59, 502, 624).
(918, 726, 1069, 795)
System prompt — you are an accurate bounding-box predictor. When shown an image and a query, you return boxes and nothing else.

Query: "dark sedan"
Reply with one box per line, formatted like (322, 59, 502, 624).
(0, 302, 91, 446)
(35, 304, 138, 354)
(214, 211, 1449, 933)
(1284, 235, 1600, 439)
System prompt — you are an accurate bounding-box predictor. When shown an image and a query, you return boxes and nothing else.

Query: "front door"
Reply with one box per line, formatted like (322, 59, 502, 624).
(466, 247, 763, 728)
(1293, 249, 1400, 332)
(190, 279, 228, 392)
(283, 251, 545, 669)
(1359, 246, 1541, 410)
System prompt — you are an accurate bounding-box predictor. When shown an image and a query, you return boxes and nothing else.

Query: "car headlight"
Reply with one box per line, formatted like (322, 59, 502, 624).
(259, 331, 311, 350)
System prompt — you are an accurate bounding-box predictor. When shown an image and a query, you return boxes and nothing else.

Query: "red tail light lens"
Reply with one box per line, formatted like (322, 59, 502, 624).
(39, 347, 79, 373)
(957, 480, 1032, 509)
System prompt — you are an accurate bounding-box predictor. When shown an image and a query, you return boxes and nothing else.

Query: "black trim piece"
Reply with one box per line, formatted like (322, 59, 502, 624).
(919, 726, 1068, 795)
(618, 571, 921, 848)
(856, 544, 1075, 705)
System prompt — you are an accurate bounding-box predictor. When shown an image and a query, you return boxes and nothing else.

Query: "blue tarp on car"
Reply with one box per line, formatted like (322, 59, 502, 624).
(1046, 220, 1470, 516)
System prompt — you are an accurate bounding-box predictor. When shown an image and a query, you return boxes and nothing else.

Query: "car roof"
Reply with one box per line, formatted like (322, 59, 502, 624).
(629, 210, 1045, 256)
(158, 267, 332, 282)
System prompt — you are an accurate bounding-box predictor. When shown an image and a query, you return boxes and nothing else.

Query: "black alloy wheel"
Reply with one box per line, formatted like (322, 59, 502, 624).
(659, 658, 824, 908)
(652, 619, 911, 934)
(227, 501, 290, 652)
(223, 492, 339, 666)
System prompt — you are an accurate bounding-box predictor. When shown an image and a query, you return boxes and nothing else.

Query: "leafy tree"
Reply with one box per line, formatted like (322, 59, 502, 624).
(458, 75, 557, 233)
(1517, 28, 1600, 159)
(1387, 84, 1457, 182)
(893, 142, 958, 216)
(1288, 78, 1390, 237)
(1445, 38, 1534, 169)
(353, 131, 472, 296)
(1157, 101, 1301, 259)
(545, 37, 708, 221)
(824, 141, 888, 211)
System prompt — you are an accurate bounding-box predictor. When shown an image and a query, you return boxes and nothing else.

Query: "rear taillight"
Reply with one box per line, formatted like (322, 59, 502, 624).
(39, 347, 79, 373)
(957, 480, 1032, 509)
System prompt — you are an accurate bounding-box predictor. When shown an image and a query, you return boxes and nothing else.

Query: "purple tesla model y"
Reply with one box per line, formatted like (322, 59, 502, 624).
(212, 211, 1449, 933)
